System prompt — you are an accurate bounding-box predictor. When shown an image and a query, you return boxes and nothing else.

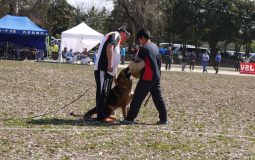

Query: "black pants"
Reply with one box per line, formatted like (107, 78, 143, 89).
(165, 58, 172, 70)
(214, 61, 220, 73)
(94, 70, 113, 119)
(190, 60, 195, 71)
(126, 80, 167, 122)
(182, 62, 186, 71)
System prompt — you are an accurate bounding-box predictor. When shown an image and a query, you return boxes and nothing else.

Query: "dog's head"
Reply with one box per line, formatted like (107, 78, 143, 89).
(115, 67, 132, 87)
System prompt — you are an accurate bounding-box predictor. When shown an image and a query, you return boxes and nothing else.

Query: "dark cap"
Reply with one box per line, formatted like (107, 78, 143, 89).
(118, 27, 131, 38)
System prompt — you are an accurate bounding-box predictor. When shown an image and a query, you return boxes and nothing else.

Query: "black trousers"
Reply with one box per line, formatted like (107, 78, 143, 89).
(126, 80, 167, 122)
(165, 58, 172, 70)
(94, 70, 113, 119)
(190, 60, 195, 70)
(214, 61, 220, 73)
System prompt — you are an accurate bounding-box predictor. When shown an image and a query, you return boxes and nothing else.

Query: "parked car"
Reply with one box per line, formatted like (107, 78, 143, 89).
(222, 51, 235, 58)
(249, 53, 255, 57)
(159, 43, 181, 55)
(249, 54, 255, 62)
(235, 52, 254, 60)
(159, 43, 169, 55)
(173, 45, 210, 57)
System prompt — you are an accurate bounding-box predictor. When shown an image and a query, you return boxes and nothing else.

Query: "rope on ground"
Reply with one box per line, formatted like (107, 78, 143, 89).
(0, 82, 95, 121)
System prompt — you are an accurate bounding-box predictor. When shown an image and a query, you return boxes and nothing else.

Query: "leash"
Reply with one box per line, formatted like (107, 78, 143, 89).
(144, 93, 151, 107)
(1, 84, 95, 121)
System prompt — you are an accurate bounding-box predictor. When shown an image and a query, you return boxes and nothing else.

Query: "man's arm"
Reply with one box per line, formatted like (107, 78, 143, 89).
(137, 47, 146, 60)
(106, 43, 114, 72)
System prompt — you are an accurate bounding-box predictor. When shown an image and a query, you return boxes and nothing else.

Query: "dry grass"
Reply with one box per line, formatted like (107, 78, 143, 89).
(0, 60, 255, 159)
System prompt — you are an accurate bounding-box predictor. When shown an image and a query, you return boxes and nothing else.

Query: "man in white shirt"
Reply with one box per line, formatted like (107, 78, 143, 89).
(94, 27, 131, 123)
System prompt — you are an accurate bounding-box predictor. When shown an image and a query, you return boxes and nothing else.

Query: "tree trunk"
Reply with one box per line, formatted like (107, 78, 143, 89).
(127, 22, 136, 55)
(208, 40, 218, 57)
(117, 0, 137, 27)
(245, 42, 251, 58)
(8, 3, 16, 15)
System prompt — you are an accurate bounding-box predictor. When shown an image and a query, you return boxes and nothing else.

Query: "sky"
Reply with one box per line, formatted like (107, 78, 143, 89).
(67, 0, 114, 11)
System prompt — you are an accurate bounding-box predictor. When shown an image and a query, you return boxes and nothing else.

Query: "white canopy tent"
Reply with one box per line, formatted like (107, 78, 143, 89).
(60, 22, 104, 53)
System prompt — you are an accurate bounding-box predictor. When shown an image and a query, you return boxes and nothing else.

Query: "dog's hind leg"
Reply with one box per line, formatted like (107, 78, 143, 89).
(84, 107, 97, 119)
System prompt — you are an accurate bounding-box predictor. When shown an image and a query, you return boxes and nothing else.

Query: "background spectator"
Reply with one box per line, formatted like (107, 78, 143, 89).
(189, 51, 196, 71)
(202, 51, 210, 73)
(65, 49, 74, 63)
(181, 53, 187, 71)
(214, 51, 222, 74)
(165, 47, 173, 70)
(121, 47, 126, 65)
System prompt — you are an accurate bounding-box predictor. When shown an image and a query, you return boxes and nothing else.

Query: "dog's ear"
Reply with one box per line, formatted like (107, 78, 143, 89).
(115, 70, 124, 84)
(124, 67, 131, 79)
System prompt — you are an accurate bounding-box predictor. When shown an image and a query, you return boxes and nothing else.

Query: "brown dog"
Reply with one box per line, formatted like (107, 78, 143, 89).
(71, 67, 133, 119)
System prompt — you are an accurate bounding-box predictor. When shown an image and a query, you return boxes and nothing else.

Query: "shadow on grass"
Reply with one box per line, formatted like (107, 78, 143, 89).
(26, 118, 122, 127)
(26, 118, 151, 127)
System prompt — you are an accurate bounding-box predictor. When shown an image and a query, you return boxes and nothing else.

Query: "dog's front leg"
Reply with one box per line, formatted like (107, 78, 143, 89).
(122, 94, 133, 118)
(121, 106, 128, 118)
(127, 93, 134, 104)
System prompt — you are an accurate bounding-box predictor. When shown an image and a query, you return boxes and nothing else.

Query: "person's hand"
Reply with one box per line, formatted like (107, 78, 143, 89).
(107, 65, 113, 72)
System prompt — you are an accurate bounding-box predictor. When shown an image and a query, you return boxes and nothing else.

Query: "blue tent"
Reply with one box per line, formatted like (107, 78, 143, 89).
(0, 15, 48, 50)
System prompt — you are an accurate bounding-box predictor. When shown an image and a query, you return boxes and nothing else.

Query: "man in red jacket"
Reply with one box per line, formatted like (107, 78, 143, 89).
(122, 29, 168, 125)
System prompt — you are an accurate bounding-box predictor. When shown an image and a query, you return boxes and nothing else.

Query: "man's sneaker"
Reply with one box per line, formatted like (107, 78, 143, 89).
(120, 119, 137, 125)
(156, 121, 169, 125)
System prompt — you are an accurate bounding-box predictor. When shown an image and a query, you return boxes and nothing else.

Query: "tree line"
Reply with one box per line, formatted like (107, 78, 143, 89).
(0, 0, 254, 54)
(115, 0, 255, 55)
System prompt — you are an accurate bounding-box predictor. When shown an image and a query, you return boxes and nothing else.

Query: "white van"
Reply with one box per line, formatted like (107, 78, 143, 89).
(173, 45, 210, 58)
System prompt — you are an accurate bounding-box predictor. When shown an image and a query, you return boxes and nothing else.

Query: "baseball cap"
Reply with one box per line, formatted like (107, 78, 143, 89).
(118, 27, 131, 38)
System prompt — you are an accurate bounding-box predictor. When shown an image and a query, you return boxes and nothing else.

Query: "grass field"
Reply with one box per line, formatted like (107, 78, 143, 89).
(0, 60, 255, 159)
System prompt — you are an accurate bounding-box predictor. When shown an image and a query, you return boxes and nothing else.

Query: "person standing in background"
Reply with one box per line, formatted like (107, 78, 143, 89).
(181, 53, 187, 72)
(131, 44, 139, 60)
(121, 47, 126, 65)
(165, 47, 173, 71)
(202, 51, 210, 73)
(214, 51, 222, 74)
(93, 48, 98, 65)
(59, 47, 67, 63)
(189, 51, 196, 71)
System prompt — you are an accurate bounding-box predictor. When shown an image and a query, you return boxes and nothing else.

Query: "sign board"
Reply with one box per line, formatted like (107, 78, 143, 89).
(240, 63, 255, 75)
